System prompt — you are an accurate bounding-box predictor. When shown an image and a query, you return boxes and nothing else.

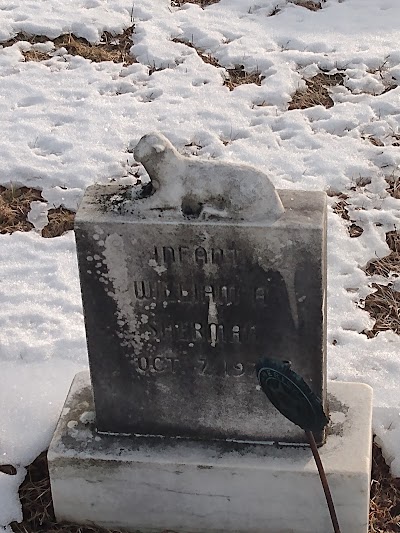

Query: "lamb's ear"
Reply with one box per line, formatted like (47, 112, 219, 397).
(153, 143, 166, 154)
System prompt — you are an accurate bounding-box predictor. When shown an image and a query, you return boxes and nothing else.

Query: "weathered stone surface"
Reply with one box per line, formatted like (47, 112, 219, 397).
(48, 372, 373, 533)
(75, 183, 326, 443)
(132, 132, 285, 223)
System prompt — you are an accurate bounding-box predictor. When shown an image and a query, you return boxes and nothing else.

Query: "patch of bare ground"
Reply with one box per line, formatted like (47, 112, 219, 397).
(363, 231, 400, 338)
(289, 72, 345, 110)
(332, 194, 364, 238)
(42, 207, 75, 238)
(0, 186, 44, 234)
(1, 27, 135, 65)
(171, 0, 220, 6)
(268, 5, 282, 16)
(172, 39, 263, 90)
(224, 65, 265, 91)
(366, 230, 400, 278)
(386, 176, 400, 199)
(367, 60, 399, 96)
(172, 38, 221, 67)
(362, 134, 385, 147)
(6, 444, 399, 532)
(10, 452, 128, 533)
(370, 442, 400, 532)
(290, 0, 322, 10)
(0, 185, 75, 237)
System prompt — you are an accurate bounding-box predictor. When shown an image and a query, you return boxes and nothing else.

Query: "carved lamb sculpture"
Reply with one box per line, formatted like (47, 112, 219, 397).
(134, 132, 284, 222)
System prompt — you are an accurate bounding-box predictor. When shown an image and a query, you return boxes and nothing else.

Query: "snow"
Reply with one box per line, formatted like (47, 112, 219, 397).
(0, 0, 400, 527)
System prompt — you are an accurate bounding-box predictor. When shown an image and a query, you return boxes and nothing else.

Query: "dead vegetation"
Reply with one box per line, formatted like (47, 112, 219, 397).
(224, 65, 265, 91)
(268, 6, 282, 16)
(332, 194, 364, 238)
(386, 176, 400, 199)
(289, 72, 345, 110)
(0, 185, 75, 237)
(172, 38, 221, 67)
(370, 442, 400, 532)
(362, 134, 385, 147)
(366, 230, 400, 277)
(1, 27, 135, 65)
(362, 283, 400, 338)
(290, 0, 322, 10)
(0, 186, 44, 234)
(171, 0, 220, 6)
(362, 230, 400, 338)
(42, 207, 75, 238)
(10, 452, 128, 533)
(4, 444, 398, 532)
(172, 38, 264, 90)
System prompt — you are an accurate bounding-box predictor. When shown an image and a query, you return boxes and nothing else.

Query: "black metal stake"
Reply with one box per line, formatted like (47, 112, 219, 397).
(305, 430, 341, 533)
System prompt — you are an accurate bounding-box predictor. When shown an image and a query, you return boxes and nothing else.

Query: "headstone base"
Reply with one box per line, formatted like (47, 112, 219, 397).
(48, 372, 372, 533)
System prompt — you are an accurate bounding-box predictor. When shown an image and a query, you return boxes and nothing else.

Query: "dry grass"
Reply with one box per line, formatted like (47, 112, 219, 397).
(370, 442, 400, 532)
(289, 72, 345, 110)
(4, 444, 399, 532)
(363, 231, 400, 338)
(10, 452, 127, 533)
(224, 65, 265, 91)
(366, 231, 400, 277)
(0, 186, 44, 234)
(386, 177, 400, 200)
(172, 38, 221, 67)
(172, 39, 264, 90)
(268, 6, 282, 16)
(2, 27, 135, 65)
(290, 0, 322, 9)
(41, 207, 75, 238)
(23, 50, 52, 62)
(0, 185, 75, 237)
(362, 283, 400, 338)
(362, 134, 385, 147)
(171, 0, 220, 6)
(332, 195, 364, 238)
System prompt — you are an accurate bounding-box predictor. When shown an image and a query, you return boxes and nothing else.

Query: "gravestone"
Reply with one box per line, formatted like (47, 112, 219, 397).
(48, 133, 373, 533)
(74, 132, 327, 444)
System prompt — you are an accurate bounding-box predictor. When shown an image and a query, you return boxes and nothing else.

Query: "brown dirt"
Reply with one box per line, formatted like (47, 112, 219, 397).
(41, 207, 75, 238)
(289, 72, 345, 110)
(5, 444, 399, 532)
(2, 27, 135, 65)
(0, 186, 44, 234)
(332, 194, 364, 238)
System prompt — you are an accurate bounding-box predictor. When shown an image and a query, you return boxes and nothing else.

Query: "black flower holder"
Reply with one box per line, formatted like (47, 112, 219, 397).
(256, 358, 341, 533)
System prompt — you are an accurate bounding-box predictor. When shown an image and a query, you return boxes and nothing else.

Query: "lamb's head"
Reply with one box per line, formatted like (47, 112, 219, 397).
(134, 132, 175, 164)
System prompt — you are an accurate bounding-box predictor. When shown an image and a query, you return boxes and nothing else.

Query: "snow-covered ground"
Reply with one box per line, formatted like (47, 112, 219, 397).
(1, 0, 400, 528)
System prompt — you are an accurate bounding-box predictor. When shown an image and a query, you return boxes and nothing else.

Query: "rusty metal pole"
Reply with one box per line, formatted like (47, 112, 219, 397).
(305, 430, 341, 533)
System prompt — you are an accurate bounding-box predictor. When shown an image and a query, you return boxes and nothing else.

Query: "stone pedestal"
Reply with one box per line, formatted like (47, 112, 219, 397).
(48, 372, 372, 533)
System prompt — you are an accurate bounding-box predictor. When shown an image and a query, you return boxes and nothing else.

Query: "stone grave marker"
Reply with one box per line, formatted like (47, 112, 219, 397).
(49, 133, 373, 533)
(74, 132, 327, 444)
